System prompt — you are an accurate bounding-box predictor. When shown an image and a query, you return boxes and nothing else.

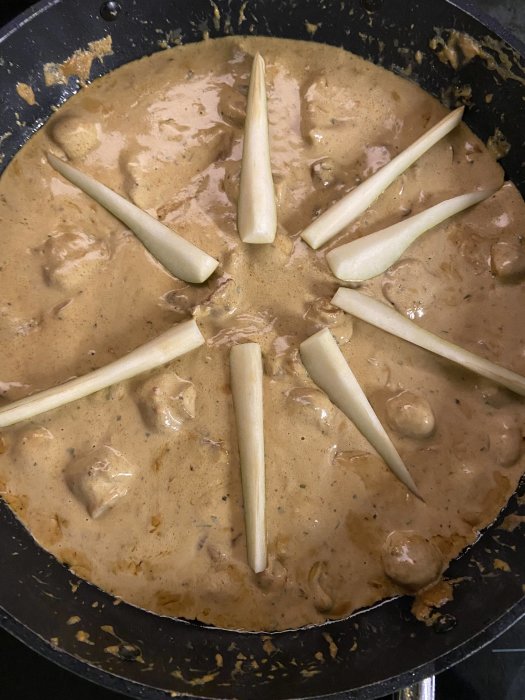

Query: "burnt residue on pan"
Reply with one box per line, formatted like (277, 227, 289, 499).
(0, 1, 524, 699)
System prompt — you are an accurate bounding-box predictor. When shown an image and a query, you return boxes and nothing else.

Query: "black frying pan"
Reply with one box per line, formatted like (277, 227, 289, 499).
(1, 1, 525, 698)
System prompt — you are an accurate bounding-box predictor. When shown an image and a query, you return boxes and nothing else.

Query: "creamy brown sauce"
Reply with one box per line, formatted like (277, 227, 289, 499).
(0, 37, 524, 632)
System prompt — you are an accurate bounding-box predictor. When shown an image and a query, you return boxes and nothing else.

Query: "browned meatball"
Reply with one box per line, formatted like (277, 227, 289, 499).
(381, 531, 442, 591)
(385, 390, 435, 439)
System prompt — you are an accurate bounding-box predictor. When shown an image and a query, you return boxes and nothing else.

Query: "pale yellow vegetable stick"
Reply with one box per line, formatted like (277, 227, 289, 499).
(300, 328, 421, 498)
(47, 153, 219, 284)
(0, 320, 205, 428)
(301, 107, 465, 249)
(230, 343, 267, 573)
(332, 288, 525, 397)
(237, 53, 277, 244)
(327, 188, 495, 283)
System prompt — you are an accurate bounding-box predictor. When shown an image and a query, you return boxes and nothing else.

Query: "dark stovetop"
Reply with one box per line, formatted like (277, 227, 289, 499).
(1, 0, 525, 698)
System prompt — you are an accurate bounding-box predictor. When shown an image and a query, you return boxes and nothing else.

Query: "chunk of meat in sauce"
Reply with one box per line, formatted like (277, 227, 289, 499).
(195, 276, 241, 325)
(49, 114, 100, 160)
(40, 230, 110, 291)
(300, 73, 353, 146)
(65, 446, 134, 519)
(303, 297, 353, 345)
(382, 259, 437, 319)
(264, 345, 308, 381)
(285, 387, 336, 433)
(310, 158, 340, 189)
(218, 84, 246, 126)
(136, 371, 196, 433)
(308, 560, 333, 612)
(491, 238, 525, 280)
(121, 125, 233, 209)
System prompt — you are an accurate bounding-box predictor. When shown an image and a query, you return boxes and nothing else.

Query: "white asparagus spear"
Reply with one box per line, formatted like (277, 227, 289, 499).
(332, 288, 525, 397)
(327, 189, 495, 283)
(0, 319, 204, 428)
(47, 153, 219, 284)
(300, 328, 421, 498)
(301, 107, 465, 249)
(237, 53, 277, 244)
(230, 343, 267, 573)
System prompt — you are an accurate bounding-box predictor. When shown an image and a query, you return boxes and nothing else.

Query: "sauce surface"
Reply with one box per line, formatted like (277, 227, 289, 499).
(0, 36, 524, 631)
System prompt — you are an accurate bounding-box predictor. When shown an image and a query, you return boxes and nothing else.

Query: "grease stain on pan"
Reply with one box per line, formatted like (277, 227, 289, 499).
(15, 81, 36, 106)
(171, 668, 220, 686)
(0, 130, 12, 164)
(429, 27, 525, 87)
(427, 28, 524, 156)
(500, 513, 525, 532)
(322, 631, 338, 658)
(75, 629, 94, 645)
(42, 36, 113, 87)
(411, 579, 455, 625)
(493, 558, 511, 572)
(101, 624, 145, 663)
(487, 127, 511, 160)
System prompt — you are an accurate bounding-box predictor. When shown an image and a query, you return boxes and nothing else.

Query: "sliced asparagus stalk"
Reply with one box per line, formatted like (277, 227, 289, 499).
(301, 107, 465, 250)
(332, 288, 525, 396)
(237, 53, 277, 244)
(230, 343, 267, 573)
(327, 189, 495, 283)
(47, 153, 219, 283)
(0, 319, 204, 428)
(300, 328, 421, 498)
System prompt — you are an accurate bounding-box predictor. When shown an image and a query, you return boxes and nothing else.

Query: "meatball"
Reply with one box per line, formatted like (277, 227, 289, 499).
(50, 115, 99, 160)
(136, 371, 196, 433)
(13, 427, 61, 471)
(381, 531, 443, 591)
(65, 446, 134, 519)
(385, 390, 435, 439)
(218, 84, 246, 126)
(489, 424, 523, 467)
